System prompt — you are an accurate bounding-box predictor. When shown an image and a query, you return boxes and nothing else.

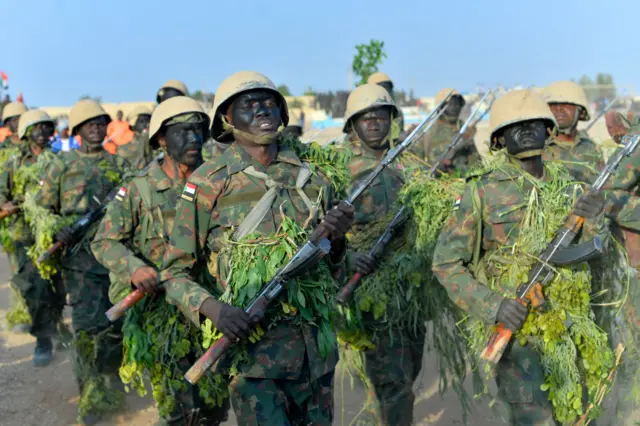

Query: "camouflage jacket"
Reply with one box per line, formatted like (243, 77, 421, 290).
(35, 149, 130, 273)
(160, 141, 340, 380)
(202, 139, 231, 162)
(115, 132, 153, 171)
(542, 133, 604, 184)
(432, 159, 603, 324)
(92, 160, 181, 302)
(411, 117, 479, 174)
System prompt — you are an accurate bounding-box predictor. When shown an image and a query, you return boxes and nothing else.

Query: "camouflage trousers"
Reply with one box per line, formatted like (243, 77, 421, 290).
(162, 355, 230, 426)
(229, 360, 334, 426)
(364, 328, 425, 426)
(496, 341, 558, 426)
(10, 244, 65, 338)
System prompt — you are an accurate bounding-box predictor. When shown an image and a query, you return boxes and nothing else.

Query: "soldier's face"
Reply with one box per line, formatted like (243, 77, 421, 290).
(78, 117, 108, 147)
(134, 114, 151, 134)
(378, 81, 394, 97)
(549, 103, 579, 130)
(502, 120, 548, 157)
(230, 90, 282, 139)
(443, 96, 464, 120)
(31, 122, 54, 146)
(353, 106, 392, 149)
(605, 112, 627, 143)
(157, 88, 184, 104)
(282, 126, 303, 139)
(5, 116, 19, 133)
(162, 120, 205, 167)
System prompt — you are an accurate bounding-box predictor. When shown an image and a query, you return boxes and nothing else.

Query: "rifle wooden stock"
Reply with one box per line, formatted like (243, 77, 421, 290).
(0, 209, 10, 220)
(37, 241, 64, 263)
(336, 272, 362, 305)
(106, 289, 145, 322)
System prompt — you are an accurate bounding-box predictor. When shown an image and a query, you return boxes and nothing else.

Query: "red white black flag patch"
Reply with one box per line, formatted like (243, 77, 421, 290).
(452, 196, 462, 211)
(39, 179, 44, 187)
(115, 186, 128, 201)
(181, 182, 197, 202)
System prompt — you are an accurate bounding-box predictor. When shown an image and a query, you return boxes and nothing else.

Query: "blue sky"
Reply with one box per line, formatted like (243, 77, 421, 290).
(3, 0, 635, 106)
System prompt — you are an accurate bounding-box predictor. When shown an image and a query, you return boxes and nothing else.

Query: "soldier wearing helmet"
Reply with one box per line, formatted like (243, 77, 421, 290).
(367, 71, 408, 141)
(113, 105, 154, 170)
(339, 83, 426, 425)
(412, 89, 479, 175)
(34, 99, 130, 425)
(433, 89, 607, 424)
(92, 97, 231, 425)
(542, 81, 604, 183)
(0, 109, 66, 367)
(0, 101, 28, 146)
(157, 79, 188, 104)
(159, 71, 355, 424)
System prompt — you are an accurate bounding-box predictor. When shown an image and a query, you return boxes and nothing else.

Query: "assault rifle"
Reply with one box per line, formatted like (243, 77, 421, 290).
(481, 134, 640, 363)
(585, 97, 619, 133)
(336, 91, 495, 305)
(181, 91, 456, 384)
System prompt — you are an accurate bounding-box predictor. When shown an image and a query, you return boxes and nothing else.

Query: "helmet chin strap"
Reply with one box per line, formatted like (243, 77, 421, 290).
(557, 108, 580, 135)
(220, 114, 283, 145)
(511, 149, 544, 159)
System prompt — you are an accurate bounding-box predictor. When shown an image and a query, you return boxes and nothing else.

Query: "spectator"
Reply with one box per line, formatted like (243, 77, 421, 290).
(104, 109, 132, 153)
(50, 119, 80, 152)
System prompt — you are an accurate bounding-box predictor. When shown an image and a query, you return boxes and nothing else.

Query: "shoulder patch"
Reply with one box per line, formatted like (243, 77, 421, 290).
(181, 182, 198, 202)
(115, 186, 128, 201)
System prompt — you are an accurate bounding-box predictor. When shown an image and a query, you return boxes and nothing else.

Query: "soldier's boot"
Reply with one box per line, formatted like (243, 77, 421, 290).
(78, 413, 101, 426)
(33, 337, 53, 367)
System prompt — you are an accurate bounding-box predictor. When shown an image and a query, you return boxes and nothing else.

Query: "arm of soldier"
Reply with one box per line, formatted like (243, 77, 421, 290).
(604, 190, 640, 232)
(0, 158, 12, 205)
(432, 184, 504, 324)
(91, 181, 146, 285)
(603, 144, 640, 191)
(34, 155, 63, 213)
(160, 178, 219, 327)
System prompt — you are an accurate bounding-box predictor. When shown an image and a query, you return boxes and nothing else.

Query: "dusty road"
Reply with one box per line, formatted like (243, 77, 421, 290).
(0, 251, 508, 426)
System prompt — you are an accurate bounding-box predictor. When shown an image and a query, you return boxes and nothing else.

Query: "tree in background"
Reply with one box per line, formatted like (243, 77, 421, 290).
(276, 85, 292, 97)
(191, 90, 215, 105)
(304, 86, 317, 97)
(578, 74, 616, 102)
(352, 39, 387, 86)
(79, 94, 102, 103)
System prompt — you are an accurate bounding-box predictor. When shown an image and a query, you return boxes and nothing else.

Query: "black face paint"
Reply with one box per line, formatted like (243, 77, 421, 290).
(157, 88, 185, 104)
(163, 121, 205, 167)
(134, 114, 151, 134)
(502, 119, 548, 157)
(5, 116, 19, 133)
(31, 122, 54, 146)
(230, 90, 282, 139)
(78, 116, 108, 147)
(443, 95, 464, 121)
(353, 106, 392, 149)
(282, 126, 303, 139)
(378, 81, 394, 97)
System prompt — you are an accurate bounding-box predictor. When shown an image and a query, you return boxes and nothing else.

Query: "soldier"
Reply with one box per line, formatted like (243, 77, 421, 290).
(114, 105, 153, 170)
(542, 81, 604, 183)
(432, 89, 607, 425)
(160, 70, 354, 425)
(35, 99, 129, 425)
(367, 72, 406, 139)
(412, 89, 479, 175)
(605, 111, 630, 145)
(0, 101, 27, 145)
(0, 110, 65, 365)
(340, 83, 424, 425)
(282, 112, 303, 139)
(92, 96, 230, 425)
(157, 79, 188, 104)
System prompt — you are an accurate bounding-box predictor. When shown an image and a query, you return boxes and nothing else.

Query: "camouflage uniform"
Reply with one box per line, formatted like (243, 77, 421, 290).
(35, 148, 129, 389)
(0, 144, 65, 338)
(115, 132, 153, 170)
(345, 136, 425, 426)
(160, 141, 340, 425)
(202, 139, 231, 162)
(542, 132, 604, 184)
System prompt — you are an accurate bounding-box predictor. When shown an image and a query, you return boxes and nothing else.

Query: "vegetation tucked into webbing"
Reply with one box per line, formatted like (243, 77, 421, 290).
(462, 153, 616, 423)
(6, 284, 31, 329)
(98, 159, 122, 184)
(119, 297, 228, 418)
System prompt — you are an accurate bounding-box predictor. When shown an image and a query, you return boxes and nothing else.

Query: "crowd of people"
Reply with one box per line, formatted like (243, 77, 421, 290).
(0, 71, 639, 426)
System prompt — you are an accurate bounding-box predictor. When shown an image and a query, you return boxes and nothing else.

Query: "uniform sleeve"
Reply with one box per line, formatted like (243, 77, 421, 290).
(34, 156, 63, 213)
(91, 181, 147, 285)
(0, 158, 13, 205)
(605, 190, 640, 232)
(160, 177, 220, 327)
(432, 182, 504, 324)
(605, 144, 640, 191)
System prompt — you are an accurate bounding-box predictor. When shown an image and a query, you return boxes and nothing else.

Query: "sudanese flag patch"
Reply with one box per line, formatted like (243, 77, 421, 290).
(115, 186, 128, 201)
(181, 182, 197, 202)
(452, 196, 462, 211)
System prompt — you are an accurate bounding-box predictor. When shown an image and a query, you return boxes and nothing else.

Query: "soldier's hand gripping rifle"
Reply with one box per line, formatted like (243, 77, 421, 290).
(480, 134, 640, 364)
(336, 91, 495, 305)
(182, 91, 457, 385)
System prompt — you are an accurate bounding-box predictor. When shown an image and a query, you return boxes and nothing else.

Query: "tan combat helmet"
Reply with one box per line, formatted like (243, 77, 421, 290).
(18, 109, 54, 140)
(435, 88, 464, 106)
(68, 99, 111, 135)
(343, 83, 399, 133)
(367, 72, 392, 85)
(210, 71, 289, 142)
(489, 89, 556, 146)
(542, 81, 591, 121)
(2, 102, 28, 122)
(156, 79, 189, 103)
(149, 96, 209, 143)
(127, 105, 153, 128)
